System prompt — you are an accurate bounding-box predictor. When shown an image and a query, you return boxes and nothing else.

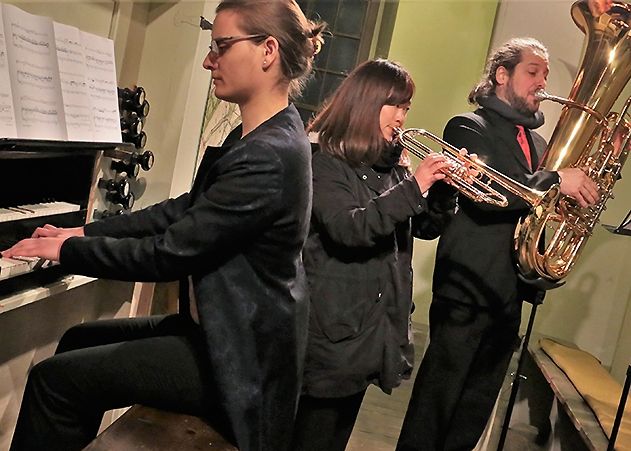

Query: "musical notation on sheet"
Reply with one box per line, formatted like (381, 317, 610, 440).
(82, 31, 121, 142)
(1, 3, 66, 140)
(0, 8, 17, 137)
(0, 4, 121, 143)
(54, 22, 94, 141)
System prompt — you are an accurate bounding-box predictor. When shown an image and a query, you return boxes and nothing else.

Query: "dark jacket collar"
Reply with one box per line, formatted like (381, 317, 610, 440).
(211, 103, 300, 152)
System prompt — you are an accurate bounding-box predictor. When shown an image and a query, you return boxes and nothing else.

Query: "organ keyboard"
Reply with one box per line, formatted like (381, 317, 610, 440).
(0, 139, 136, 293)
(0, 256, 47, 281)
(0, 201, 80, 223)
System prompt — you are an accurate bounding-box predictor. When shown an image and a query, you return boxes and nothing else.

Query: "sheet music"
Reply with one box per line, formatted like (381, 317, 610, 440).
(0, 7, 17, 138)
(54, 22, 94, 141)
(82, 31, 121, 143)
(1, 3, 67, 140)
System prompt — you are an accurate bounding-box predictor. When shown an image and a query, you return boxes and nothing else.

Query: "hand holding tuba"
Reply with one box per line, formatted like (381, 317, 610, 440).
(513, 1, 631, 286)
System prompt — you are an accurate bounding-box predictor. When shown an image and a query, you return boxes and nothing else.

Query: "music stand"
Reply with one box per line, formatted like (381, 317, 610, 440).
(604, 209, 631, 450)
(607, 365, 631, 451)
(608, 208, 631, 236)
(496, 289, 545, 451)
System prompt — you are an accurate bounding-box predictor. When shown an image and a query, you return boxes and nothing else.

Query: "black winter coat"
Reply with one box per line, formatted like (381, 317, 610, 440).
(302, 149, 454, 398)
(60, 104, 312, 451)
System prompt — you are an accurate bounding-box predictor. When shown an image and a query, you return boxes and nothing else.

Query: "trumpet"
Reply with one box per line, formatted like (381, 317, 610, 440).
(393, 127, 560, 210)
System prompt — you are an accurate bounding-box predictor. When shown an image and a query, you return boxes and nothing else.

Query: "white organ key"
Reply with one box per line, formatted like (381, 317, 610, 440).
(0, 208, 23, 222)
(0, 257, 31, 280)
(0, 202, 80, 223)
(12, 256, 44, 268)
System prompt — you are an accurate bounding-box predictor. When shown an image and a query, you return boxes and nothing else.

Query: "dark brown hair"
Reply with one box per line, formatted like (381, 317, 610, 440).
(468, 37, 548, 105)
(216, 0, 325, 99)
(308, 59, 414, 167)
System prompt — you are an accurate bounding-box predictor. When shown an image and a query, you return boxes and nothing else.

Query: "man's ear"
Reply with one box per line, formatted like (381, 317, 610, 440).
(495, 66, 509, 86)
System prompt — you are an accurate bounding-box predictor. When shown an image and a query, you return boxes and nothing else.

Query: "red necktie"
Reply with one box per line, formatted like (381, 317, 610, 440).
(515, 125, 532, 170)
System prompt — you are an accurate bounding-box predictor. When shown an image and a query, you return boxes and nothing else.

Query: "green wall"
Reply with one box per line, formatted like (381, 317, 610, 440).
(386, 0, 500, 324)
(388, 1, 499, 136)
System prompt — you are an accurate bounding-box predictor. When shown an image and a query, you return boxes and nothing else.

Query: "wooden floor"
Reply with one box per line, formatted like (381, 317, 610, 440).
(345, 324, 543, 451)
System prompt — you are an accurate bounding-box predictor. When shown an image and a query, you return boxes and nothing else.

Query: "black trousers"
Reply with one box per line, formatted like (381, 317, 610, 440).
(396, 296, 521, 451)
(290, 389, 367, 451)
(10, 314, 221, 451)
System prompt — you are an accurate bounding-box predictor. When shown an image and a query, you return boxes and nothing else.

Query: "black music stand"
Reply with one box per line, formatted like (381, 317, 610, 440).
(604, 209, 631, 450)
(608, 365, 631, 451)
(606, 208, 631, 236)
(496, 288, 545, 451)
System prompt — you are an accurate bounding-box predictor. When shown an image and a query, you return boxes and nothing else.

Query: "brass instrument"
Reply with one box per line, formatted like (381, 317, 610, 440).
(393, 127, 561, 210)
(514, 0, 631, 285)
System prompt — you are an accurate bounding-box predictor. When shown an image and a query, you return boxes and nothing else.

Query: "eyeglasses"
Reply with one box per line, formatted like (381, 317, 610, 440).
(199, 16, 212, 31)
(208, 34, 267, 58)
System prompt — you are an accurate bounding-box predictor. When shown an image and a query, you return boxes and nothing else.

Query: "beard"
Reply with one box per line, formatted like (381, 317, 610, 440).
(506, 80, 538, 115)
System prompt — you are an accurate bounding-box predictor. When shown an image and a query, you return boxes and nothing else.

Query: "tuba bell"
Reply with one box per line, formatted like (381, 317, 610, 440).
(514, 0, 631, 286)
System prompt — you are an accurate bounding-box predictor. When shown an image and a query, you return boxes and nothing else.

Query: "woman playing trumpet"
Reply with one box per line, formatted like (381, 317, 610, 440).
(290, 59, 458, 451)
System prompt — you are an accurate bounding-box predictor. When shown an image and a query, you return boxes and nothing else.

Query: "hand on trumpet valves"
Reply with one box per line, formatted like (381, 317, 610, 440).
(450, 148, 480, 183)
(557, 167, 600, 208)
(413, 152, 449, 194)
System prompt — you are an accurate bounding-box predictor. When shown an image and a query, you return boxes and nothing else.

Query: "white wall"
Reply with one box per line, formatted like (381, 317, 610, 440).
(126, 1, 222, 206)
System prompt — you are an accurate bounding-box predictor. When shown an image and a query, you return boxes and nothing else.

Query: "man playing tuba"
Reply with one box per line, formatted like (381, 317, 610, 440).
(396, 37, 598, 451)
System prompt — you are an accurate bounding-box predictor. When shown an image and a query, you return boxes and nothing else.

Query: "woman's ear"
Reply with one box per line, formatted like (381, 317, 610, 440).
(262, 36, 279, 69)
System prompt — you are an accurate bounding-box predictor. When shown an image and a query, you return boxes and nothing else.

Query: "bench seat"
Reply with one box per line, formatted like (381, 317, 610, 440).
(84, 405, 237, 450)
(529, 343, 610, 450)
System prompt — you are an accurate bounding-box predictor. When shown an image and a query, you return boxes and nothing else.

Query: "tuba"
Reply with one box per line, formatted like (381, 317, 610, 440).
(514, 1, 631, 286)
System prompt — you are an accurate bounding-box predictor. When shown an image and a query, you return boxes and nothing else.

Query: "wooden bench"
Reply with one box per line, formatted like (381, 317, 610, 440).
(84, 405, 237, 450)
(528, 343, 611, 450)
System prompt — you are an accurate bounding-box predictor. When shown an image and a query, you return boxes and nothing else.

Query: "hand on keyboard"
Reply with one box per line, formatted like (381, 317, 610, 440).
(31, 224, 85, 239)
(1, 236, 67, 262)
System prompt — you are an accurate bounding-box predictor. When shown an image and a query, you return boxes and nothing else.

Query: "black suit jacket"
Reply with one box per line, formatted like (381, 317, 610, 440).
(60, 104, 312, 451)
(432, 107, 560, 312)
